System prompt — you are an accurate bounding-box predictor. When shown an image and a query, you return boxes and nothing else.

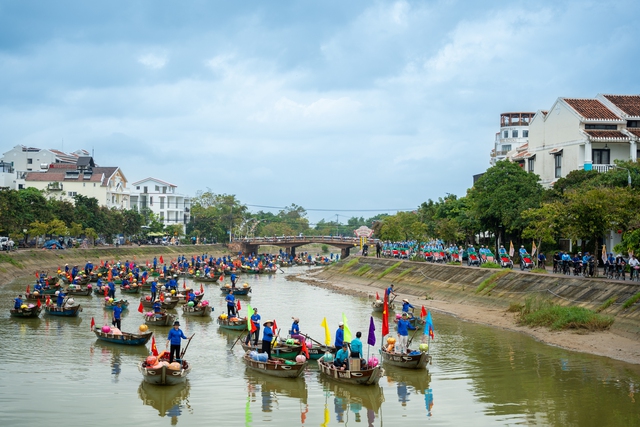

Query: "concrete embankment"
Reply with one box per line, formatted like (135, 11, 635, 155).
(313, 257, 640, 340)
(0, 245, 231, 285)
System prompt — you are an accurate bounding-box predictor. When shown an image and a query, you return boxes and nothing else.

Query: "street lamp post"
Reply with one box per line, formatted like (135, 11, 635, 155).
(616, 166, 632, 187)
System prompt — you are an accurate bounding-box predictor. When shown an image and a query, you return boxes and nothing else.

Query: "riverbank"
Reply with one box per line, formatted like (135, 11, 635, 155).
(292, 257, 640, 365)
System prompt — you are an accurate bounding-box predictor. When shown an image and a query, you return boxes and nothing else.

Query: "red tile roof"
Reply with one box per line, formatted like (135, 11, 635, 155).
(25, 167, 119, 186)
(602, 95, 640, 118)
(584, 130, 629, 140)
(627, 129, 640, 138)
(564, 98, 620, 120)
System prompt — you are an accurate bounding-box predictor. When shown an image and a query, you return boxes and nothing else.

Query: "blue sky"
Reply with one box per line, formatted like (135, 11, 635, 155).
(1, 0, 639, 224)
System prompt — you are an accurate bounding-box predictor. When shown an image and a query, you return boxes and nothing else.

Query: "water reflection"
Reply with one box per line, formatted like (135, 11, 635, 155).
(92, 341, 149, 382)
(317, 375, 384, 425)
(138, 381, 191, 425)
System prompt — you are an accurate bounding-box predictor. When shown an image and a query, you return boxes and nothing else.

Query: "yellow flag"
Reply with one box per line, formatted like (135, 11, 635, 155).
(531, 241, 537, 256)
(321, 317, 331, 345)
(342, 313, 352, 342)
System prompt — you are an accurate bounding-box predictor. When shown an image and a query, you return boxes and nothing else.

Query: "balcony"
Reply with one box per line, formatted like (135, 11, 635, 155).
(593, 164, 616, 173)
(47, 183, 63, 191)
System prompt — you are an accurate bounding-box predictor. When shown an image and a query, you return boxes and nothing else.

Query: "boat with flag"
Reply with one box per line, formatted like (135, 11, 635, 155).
(380, 304, 433, 369)
(242, 351, 307, 378)
(217, 314, 248, 330)
(220, 284, 251, 295)
(44, 303, 82, 317)
(10, 303, 42, 318)
(93, 326, 153, 345)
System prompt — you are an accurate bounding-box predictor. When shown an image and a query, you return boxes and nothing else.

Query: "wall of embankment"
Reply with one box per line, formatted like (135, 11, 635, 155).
(0, 244, 231, 285)
(315, 257, 640, 340)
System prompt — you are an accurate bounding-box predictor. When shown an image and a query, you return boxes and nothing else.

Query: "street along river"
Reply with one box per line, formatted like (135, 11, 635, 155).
(0, 266, 638, 426)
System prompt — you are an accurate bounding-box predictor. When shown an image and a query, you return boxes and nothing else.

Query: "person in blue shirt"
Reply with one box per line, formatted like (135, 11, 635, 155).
(150, 280, 157, 301)
(333, 342, 350, 370)
(187, 289, 196, 303)
(245, 307, 261, 345)
(334, 322, 344, 352)
(112, 301, 123, 330)
(226, 291, 236, 317)
(401, 299, 414, 314)
(230, 273, 238, 288)
(166, 321, 188, 363)
(14, 294, 23, 309)
(350, 331, 363, 359)
(385, 284, 396, 299)
(395, 312, 416, 354)
(290, 317, 302, 340)
(262, 320, 274, 359)
(153, 299, 163, 318)
(108, 281, 116, 299)
(498, 245, 507, 255)
(519, 246, 528, 257)
(34, 283, 43, 293)
(56, 291, 66, 307)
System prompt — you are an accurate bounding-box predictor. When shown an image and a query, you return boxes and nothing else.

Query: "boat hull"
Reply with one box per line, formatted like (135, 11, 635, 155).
(44, 305, 82, 317)
(181, 305, 212, 317)
(144, 313, 177, 326)
(317, 359, 383, 386)
(93, 328, 153, 345)
(10, 307, 42, 318)
(217, 317, 248, 330)
(380, 349, 431, 369)
(241, 342, 301, 360)
(139, 362, 191, 385)
(242, 353, 306, 378)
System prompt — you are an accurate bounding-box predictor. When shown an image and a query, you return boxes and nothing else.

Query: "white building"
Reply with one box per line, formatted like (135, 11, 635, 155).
(528, 94, 640, 187)
(24, 157, 130, 209)
(490, 112, 535, 166)
(129, 177, 191, 230)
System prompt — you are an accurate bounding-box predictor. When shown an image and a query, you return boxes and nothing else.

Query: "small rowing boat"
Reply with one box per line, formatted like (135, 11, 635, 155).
(93, 327, 153, 345)
(140, 296, 179, 310)
(217, 315, 248, 330)
(144, 312, 178, 326)
(242, 351, 307, 378)
(182, 304, 212, 317)
(379, 347, 431, 369)
(10, 305, 42, 318)
(317, 358, 384, 386)
(44, 304, 82, 317)
(220, 285, 251, 295)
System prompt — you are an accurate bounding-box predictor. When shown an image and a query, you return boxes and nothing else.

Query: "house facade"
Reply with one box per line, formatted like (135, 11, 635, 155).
(129, 177, 191, 230)
(489, 112, 535, 166)
(528, 94, 640, 187)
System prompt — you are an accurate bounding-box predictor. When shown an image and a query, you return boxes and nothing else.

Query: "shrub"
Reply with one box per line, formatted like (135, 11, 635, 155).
(517, 296, 614, 331)
(476, 270, 510, 293)
(377, 262, 402, 279)
(480, 262, 501, 269)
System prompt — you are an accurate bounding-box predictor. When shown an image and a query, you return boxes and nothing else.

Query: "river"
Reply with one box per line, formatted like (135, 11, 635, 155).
(0, 266, 638, 426)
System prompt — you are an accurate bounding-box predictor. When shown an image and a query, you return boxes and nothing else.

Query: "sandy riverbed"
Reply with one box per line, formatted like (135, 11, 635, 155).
(290, 270, 640, 365)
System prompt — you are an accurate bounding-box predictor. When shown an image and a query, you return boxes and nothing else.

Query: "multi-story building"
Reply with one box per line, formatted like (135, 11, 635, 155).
(489, 112, 535, 166)
(24, 157, 130, 209)
(528, 94, 640, 187)
(129, 177, 191, 230)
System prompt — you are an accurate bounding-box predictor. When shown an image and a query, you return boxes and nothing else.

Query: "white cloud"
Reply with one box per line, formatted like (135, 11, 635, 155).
(138, 53, 168, 69)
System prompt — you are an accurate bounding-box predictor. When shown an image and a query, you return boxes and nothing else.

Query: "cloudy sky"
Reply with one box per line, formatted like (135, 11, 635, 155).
(1, 0, 638, 224)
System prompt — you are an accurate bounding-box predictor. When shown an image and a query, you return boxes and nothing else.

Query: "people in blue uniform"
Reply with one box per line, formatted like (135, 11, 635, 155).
(262, 320, 274, 359)
(334, 322, 344, 352)
(226, 291, 236, 317)
(14, 295, 23, 309)
(333, 342, 350, 369)
(350, 331, 363, 358)
(401, 299, 414, 313)
(112, 301, 123, 330)
(290, 317, 302, 340)
(166, 321, 188, 363)
(246, 307, 261, 345)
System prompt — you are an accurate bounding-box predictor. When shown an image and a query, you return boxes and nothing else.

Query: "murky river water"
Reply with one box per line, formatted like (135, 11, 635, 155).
(1, 266, 639, 426)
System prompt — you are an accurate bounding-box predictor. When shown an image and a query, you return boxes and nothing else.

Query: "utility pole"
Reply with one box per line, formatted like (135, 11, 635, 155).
(229, 205, 233, 243)
(336, 214, 339, 237)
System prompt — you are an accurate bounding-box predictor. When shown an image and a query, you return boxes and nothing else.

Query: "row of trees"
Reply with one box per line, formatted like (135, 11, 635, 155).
(373, 160, 640, 256)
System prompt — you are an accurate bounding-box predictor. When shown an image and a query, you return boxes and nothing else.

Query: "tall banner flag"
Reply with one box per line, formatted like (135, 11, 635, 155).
(425, 311, 435, 339)
(342, 313, 352, 343)
(321, 317, 331, 345)
(367, 316, 376, 346)
(602, 244, 607, 265)
(272, 319, 278, 335)
(90, 317, 95, 330)
(382, 294, 390, 337)
(138, 302, 144, 313)
(531, 241, 537, 256)
(509, 241, 515, 257)
(247, 304, 253, 331)
(151, 336, 159, 356)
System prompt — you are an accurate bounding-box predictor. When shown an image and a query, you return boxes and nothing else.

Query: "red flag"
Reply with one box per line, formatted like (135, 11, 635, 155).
(159, 256, 164, 264)
(186, 293, 190, 302)
(301, 339, 310, 359)
(151, 336, 159, 356)
(35, 271, 38, 279)
(138, 302, 144, 313)
(219, 274, 224, 282)
(183, 281, 186, 290)
(272, 319, 278, 334)
(26, 284, 30, 294)
(37, 298, 42, 308)
(90, 317, 95, 330)
(159, 292, 164, 302)
(46, 296, 51, 306)
(382, 294, 389, 337)
(420, 305, 427, 318)
(200, 284, 204, 294)
(237, 300, 241, 312)
(250, 319, 257, 333)
(104, 287, 108, 297)
(376, 292, 380, 300)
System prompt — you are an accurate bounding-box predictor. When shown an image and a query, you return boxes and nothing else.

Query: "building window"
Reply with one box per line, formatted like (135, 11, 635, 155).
(27, 158, 33, 164)
(502, 145, 512, 152)
(160, 198, 165, 209)
(160, 212, 165, 220)
(155, 185, 160, 191)
(136, 186, 140, 190)
(593, 149, 610, 165)
(627, 120, 639, 128)
(68, 191, 77, 197)
(18, 184, 24, 189)
(523, 130, 529, 137)
(143, 186, 148, 193)
(150, 197, 153, 206)
(162, 186, 167, 194)
(503, 130, 508, 138)
(528, 158, 535, 172)
(512, 130, 519, 138)
(585, 124, 617, 130)
(554, 154, 562, 178)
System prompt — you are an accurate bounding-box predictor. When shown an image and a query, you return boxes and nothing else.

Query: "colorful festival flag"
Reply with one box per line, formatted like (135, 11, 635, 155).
(382, 293, 390, 337)
(37, 298, 42, 308)
(376, 291, 380, 300)
(367, 316, 376, 346)
(159, 292, 165, 302)
(424, 311, 435, 339)
(272, 319, 278, 335)
(342, 313, 352, 343)
(90, 317, 95, 330)
(531, 241, 537, 256)
(138, 302, 144, 313)
(420, 305, 427, 318)
(301, 339, 310, 359)
(151, 336, 159, 356)
(321, 317, 331, 345)
(26, 284, 30, 294)
(247, 304, 254, 331)
(159, 256, 164, 264)
(236, 299, 241, 312)
(200, 284, 204, 294)
(602, 244, 607, 265)
(509, 241, 515, 257)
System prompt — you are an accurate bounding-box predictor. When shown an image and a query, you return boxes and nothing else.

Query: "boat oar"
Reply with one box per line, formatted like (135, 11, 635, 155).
(406, 326, 421, 349)
(180, 333, 196, 359)
(303, 334, 323, 347)
(230, 331, 247, 351)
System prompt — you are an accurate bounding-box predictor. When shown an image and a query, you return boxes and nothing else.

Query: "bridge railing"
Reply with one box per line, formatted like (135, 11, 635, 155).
(232, 236, 367, 244)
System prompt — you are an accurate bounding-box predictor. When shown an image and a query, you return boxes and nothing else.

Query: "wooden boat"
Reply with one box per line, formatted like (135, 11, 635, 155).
(44, 304, 83, 317)
(371, 300, 395, 313)
(139, 357, 191, 385)
(220, 285, 251, 295)
(144, 312, 177, 326)
(140, 297, 179, 310)
(174, 292, 204, 305)
(120, 285, 142, 294)
(38, 286, 63, 295)
(181, 304, 212, 317)
(262, 267, 278, 274)
(317, 358, 384, 386)
(306, 343, 336, 360)
(241, 341, 302, 360)
(75, 275, 91, 286)
(26, 293, 50, 300)
(217, 316, 248, 330)
(379, 347, 431, 369)
(104, 299, 129, 310)
(191, 275, 222, 283)
(10, 305, 42, 318)
(93, 327, 153, 345)
(64, 286, 92, 296)
(242, 352, 307, 378)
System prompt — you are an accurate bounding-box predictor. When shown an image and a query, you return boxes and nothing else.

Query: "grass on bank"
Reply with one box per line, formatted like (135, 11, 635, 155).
(0, 253, 24, 269)
(396, 267, 415, 280)
(622, 292, 640, 310)
(340, 258, 359, 273)
(480, 262, 501, 269)
(596, 297, 618, 313)
(354, 265, 371, 276)
(377, 262, 402, 279)
(475, 270, 510, 294)
(515, 296, 614, 331)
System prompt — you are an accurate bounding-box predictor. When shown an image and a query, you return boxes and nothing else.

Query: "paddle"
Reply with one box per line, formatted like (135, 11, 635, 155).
(406, 326, 421, 349)
(180, 333, 195, 359)
(303, 334, 323, 347)
(230, 332, 247, 351)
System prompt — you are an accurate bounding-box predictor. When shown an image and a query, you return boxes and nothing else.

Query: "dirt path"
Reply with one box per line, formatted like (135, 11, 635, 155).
(291, 270, 640, 365)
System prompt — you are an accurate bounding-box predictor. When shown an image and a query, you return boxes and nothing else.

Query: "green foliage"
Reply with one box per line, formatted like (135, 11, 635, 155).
(377, 262, 402, 279)
(0, 253, 24, 268)
(479, 262, 501, 269)
(517, 296, 614, 330)
(321, 244, 329, 253)
(354, 265, 371, 276)
(475, 270, 510, 293)
(596, 297, 618, 313)
(530, 268, 548, 274)
(621, 292, 640, 310)
(340, 258, 359, 272)
(396, 267, 415, 280)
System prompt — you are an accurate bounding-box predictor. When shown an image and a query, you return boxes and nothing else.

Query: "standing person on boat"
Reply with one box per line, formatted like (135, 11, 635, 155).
(226, 290, 236, 317)
(56, 290, 66, 307)
(395, 312, 416, 354)
(333, 342, 350, 370)
(290, 317, 302, 341)
(150, 279, 158, 302)
(401, 299, 414, 314)
(334, 322, 345, 352)
(350, 331, 363, 358)
(107, 280, 116, 299)
(112, 301, 123, 330)
(14, 294, 23, 309)
(153, 299, 163, 318)
(230, 273, 238, 289)
(385, 284, 396, 299)
(261, 320, 274, 360)
(245, 307, 261, 345)
(166, 321, 188, 363)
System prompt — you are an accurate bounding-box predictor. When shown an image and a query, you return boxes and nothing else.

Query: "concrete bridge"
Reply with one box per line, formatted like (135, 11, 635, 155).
(228, 236, 364, 259)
